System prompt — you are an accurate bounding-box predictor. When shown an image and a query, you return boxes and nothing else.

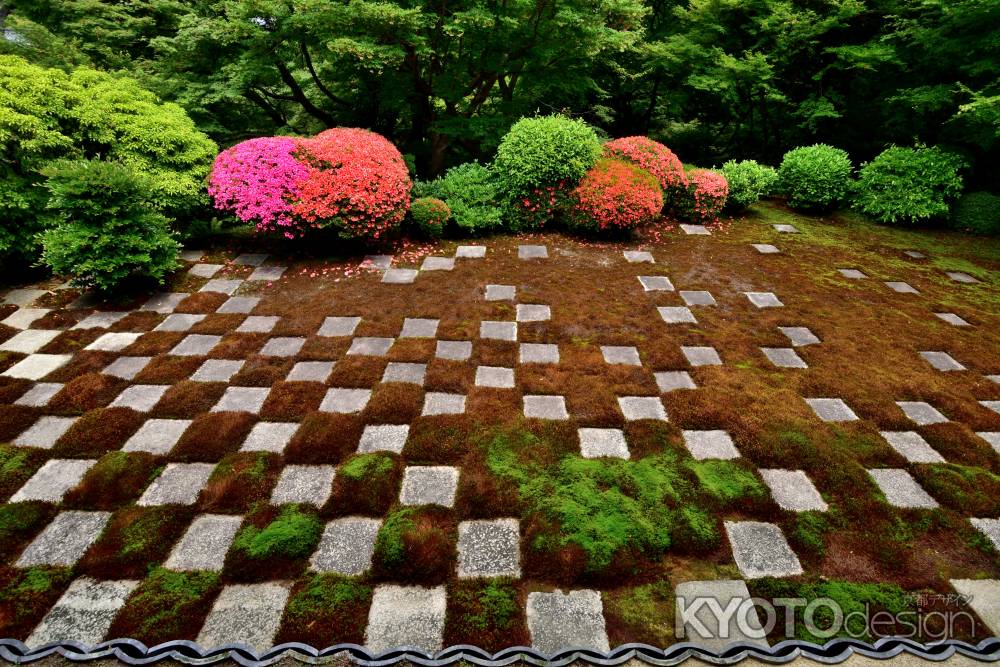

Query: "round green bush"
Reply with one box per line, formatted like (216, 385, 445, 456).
(778, 144, 853, 212)
(409, 197, 451, 238)
(721, 159, 778, 210)
(854, 146, 964, 226)
(951, 191, 1000, 235)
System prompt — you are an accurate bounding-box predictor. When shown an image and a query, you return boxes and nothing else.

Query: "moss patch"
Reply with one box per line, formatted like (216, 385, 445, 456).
(107, 567, 220, 643)
(275, 574, 372, 645)
(444, 579, 527, 650)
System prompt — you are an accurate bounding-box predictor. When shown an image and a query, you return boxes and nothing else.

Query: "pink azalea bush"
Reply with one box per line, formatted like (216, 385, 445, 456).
(603, 137, 687, 197)
(674, 168, 728, 224)
(567, 158, 663, 233)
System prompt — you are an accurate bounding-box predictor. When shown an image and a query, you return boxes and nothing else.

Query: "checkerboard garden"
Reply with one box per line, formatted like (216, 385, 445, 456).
(0, 203, 998, 654)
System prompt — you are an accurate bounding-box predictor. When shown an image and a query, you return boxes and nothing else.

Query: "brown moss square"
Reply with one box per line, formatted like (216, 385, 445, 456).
(274, 574, 372, 646)
(198, 452, 282, 513)
(106, 567, 220, 644)
(444, 579, 528, 651)
(0, 565, 75, 640)
(326, 453, 401, 516)
(78, 507, 195, 579)
(63, 452, 161, 510)
(37, 329, 101, 355)
(297, 336, 349, 361)
(230, 355, 292, 386)
(170, 412, 255, 461)
(386, 339, 435, 362)
(47, 373, 129, 414)
(473, 340, 517, 367)
(0, 445, 47, 501)
(208, 333, 266, 359)
(328, 356, 386, 388)
(403, 415, 478, 464)
(260, 381, 325, 420)
(423, 359, 473, 393)
(125, 332, 185, 356)
(110, 311, 163, 332)
(362, 384, 424, 424)
(0, 501, 57, 562)
(52, 407, 145, 457)
(284, 412, 362, 464)
(191, 313, 245, 335)
(151, 380, 226, 418)
(134, 355, 203, 384)
(372, 507, 457, 584)
(44, 351, 114, 382)
(175, 292, 228, 314)
(0, 378, 32, 405)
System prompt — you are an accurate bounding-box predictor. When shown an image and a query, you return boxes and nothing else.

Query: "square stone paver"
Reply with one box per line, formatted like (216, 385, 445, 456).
(475, 366, 515, 388)
(248, 266, 286, 281)
(15, 382, 63, 407)
(2, 308, 50, 330)
(519, 245, 548, 259)
(85, 332, 141, 353)
(364, 254, 394, 270)
(778, 326, 820, 346)
(638, 275, 674, 291)
(947, 271, 979, 284)
(745, 291, 783, 308)
(759, 470, 827, 512)
(520, 343, 559, 364)
(456, 245, 486, 258)
(110, 384, 169, 411)
(983, 400, 1000, 415)
(196, 582, 290, 652)
(978, 432, 1000, 454)
(457, 519, 521, 578)
(655, 371, 697, 392)
(421, 256, 455, 271)
(682, 346, 721, 366)
(400, 318, 439, 338)
(880, 431, 945, 463)
(171, 334, 221, 356)
(950, 580, 1000, 635)
(935, 312, 970, 327)
(868, 468, 938, 508)
(236, 316, 279, 333)
(365, 585, 447, 654)
(311, 518, 382, 574)
(601, 345, 641, 366)
(189, 263, 222, 278)
(885, 281, 918, 294)
(904, 250, 926, 259)
(17, 511, 111, 567)
(358, 425, 410, 454)
(383, 362, 427, 385)
(14, 416, 78, 449)
(102, 356, 151, 380)
(155, 313, 206, 332)
(382, 268, 418, 284)
(287, 361, 334, 382)
(259, 337, 305, 357)
(2, 354, 72, 380)
(11, 459, 96, 503)
(3, 288, 47, 306)
(137, 463, 214, 506)
(680, 224, 711, 235)
(516, 304, 551, 322)
(422, 392, 466, 415)
(680, 291, 716, 306)
(896, 400, 947, 425)
(217, 296, 259, 314)
(485, 284, 516, 301)
(838, 268, 867, 279)
(523, 395, 569, 420)
(753, 244, 780, 254)
(1, 329, 60, 353)
(761, 347, 807, 369)
(773, 224, 798, 233)
(26, 578, 138, 646)
(212, 387, 269, 413)
(180, 250, 204, 262)
(526, 589, 610, 654)
(318, 316, 361, 337)
(141, 292, 188, 313)
(623, 250, 654, 263)
(165, 514, 243, 571)
(73, 311, 128, 329)
(970, 518, 1000, 552)
(658, 306, 697, 324)
(241, 422, 298, 452)
(805, 398, 858, 422)
(200, 279, 243, 295)
(347, 337, 394, 356)
(724, 521, 803, 578)
(436, 340, 472, 361)
(578, 428, 629, 459)
(271, 465, 336, 506)
(480, 321, 517, 341)
(674, 580, 767, 649)
(234, 253, 268, 266)
(320, 388, 372, 414)
(919, 351, 965, 371)
(123, 419, 191, 455)
(683, 430, 739, 460)
(191, 359, 243, 382)
(618, 396, 667, 421)
(400, 466, 459, 507)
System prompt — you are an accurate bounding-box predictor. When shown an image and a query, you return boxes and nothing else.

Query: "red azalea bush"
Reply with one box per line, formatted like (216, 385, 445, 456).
(603, 137, 687, 197)
(674, 169, 728, 224)
(567, 158, 663, 233)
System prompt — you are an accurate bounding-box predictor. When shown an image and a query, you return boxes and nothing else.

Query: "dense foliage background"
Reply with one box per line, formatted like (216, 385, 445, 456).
(2, 0, 996, 186)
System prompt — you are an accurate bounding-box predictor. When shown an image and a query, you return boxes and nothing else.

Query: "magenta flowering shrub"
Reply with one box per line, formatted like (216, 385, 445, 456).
(673, 169, 728, 224)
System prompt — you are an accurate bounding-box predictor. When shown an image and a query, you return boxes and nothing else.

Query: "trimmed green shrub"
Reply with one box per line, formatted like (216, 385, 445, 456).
(412, 162, 504, 232)
(493, 115, 602, 227)
(39, 160, 180, 291)
(854, 146, 964, 225)
(721, 159, 778, 210)
(778, 144, 853, 212)
(951, 191, 1000, 235)
(409, 197, 450, 238)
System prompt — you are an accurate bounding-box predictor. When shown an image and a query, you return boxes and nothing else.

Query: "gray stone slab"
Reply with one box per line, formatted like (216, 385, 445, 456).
(601, 345, 641, 366)
(320, 388, 372, 414)
(485, 284, 516, 301)
(123, 419, 191, 455)
(26, 577, 138, 647)
(761, 347, 807, 369)
(165, 514, 243, 571)
(14, 416, 78, 449)
(200, 279, 243, 295)
(526, 589, 610, 654)
(248, 266, 286, 281)
(110, 384, 169, 412)
(234, 253, 269, 266)
(618, 396, 667, 421)
(366, 585, 446, 653)
(980, 400, 1000, 415)
(73, 311, 128, 329)
(3, 288, 48, 306)
(364, 255, 394, 270)
(217, 296, 259, 314)
(347, 337, 394, 356)
(977, 432, 1000, 454)
(355, 422, 409, 455)
(259, 336, 305, 357)
(904, 250, 926, 259)
(658, 306, 697, 324)
(935, 312, 970, 327)
(189, 263, 222, 278)
(638, 275, 674, 291)
(680, 291, 716, 306)
(85, 332, 141, 352)
(400, 466, 459, 507)
(2, 308, 50, 330)
(838, 268, 867, 279)
(236, 315, 279, 333)
(919, 351, 965, 371)
(623, 250, 654, 263)
(516, 304, 551, 322)
(868, 468, 938, 508)
(475, 366, 515, 388)
(950, 579, 1000, 636)
(520, 343, 559, 364)
(311, 517, 381, 574)
(421, 256, 455, 271)
(137, 463, 214, 506)
(288, 361, 334, 382)
(745, 291, 783, 308)
(519, 245, 548, 260)
(885, 281, 918, 294)
(456, 245, 486, 258)
(674, 580, 768, 650)
(141, 292, 188, 313)
(383, 362, 427, 385)
(436, 340, 472, 361)
(170, 334, 222, 356)
(400, 318, 439, 338)
(578, 428, 629, 459)
(683, 430, 739, 460)
(947, 271, 979, 284)
(457, 519, 521, 578)
(480, 320, 517, 341)
(15, 382, 63, 407)
(680, 224, 711, 235)
(773, 224, 798, 233)
(196, 582, 290, 652)
(896, 400, 947, 425)
(805, 398, 858, 422)
(724, 521, 803, 578)
(103, 356, 151, 380)
(778, 326, 820, 346)
(987, 375, 1000, 385)
(318, 316, 361, 337)
(523, 395, 569, 420)
(759, 469, 827, 512)
(17, 511, 111, 567)
(752, 244, 780, 254)
(970, 518, 1000, 552)
(682, 346, 721, 366)
(879, 431, 945, 463)
(180, 250, 205, 262)
(11, 459, 96, 503)
(1, 329, 60, 353)
(192, 359, 243, 382)
(655, 371, 696, 392)
(271, 465, 336, 506)
(422, 392, 466, 415)
(382, 268, 418, 284)
(2, 354, 72, 380)
(241, 422, 298, 452)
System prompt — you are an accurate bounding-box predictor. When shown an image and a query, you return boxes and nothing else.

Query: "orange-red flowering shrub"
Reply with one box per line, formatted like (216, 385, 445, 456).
(673, 169, 728, 224)
(603, 137, 687, 197)
(567, 159, 663, 233)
